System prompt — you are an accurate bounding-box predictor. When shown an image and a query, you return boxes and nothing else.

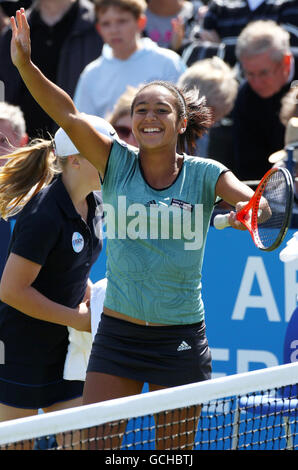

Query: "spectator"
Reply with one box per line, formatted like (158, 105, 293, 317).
(280, 84, 298, 126)
(0, 102, 28, 158)
(0, 103, 28, 279)
(269, 116, 298, 221)
(196, 0, 298, 66)
(177, 56, 238, 166)
(232, 20, 298, 182)
(106, 85, 139, 147)
(270, 87, 298, 224)
(74, 0, 186, 118)
(269, 116, 298, 167)
(0, 0, 103, 139)
(144, 0, 203, 52)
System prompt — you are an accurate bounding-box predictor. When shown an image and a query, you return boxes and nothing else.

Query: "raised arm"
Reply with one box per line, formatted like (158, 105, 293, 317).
(10, 9, 111, 178)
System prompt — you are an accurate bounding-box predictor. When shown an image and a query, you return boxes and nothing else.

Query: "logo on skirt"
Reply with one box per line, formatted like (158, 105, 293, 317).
(177, 341, 191, 351)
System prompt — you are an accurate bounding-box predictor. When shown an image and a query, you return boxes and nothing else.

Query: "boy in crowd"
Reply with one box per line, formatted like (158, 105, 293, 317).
(74, 0, 186, 118)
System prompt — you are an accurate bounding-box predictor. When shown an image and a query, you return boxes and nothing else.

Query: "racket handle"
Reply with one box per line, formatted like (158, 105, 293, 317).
(213, 213, 231, 230)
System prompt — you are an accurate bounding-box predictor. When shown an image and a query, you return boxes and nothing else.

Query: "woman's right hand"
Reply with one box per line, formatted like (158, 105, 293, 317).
(10, 8, 31, 70)
(228, 202, 248, 231)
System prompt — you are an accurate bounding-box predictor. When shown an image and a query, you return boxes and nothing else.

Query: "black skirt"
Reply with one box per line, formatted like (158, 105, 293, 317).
(87, 314, 212, 387)
(0, 374, 83, 410)
(0, 310, 84, 409)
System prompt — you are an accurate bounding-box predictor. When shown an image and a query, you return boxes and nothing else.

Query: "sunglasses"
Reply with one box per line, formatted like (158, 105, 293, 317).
(114, 125, 133, 139)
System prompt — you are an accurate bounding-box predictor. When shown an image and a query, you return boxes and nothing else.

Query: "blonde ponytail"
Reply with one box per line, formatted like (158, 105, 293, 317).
(0, 139, 61, 220)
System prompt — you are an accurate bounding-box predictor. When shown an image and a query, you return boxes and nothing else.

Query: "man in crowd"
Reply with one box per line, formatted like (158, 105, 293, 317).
(232, 20, 298, 182)
(199, 0, 298, 66)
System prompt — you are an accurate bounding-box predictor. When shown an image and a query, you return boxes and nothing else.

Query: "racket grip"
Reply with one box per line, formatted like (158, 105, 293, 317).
(213, 213, 231, 230)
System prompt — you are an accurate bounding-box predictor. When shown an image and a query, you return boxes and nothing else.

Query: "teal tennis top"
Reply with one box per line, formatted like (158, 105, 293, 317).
(102, 140, 227, 325)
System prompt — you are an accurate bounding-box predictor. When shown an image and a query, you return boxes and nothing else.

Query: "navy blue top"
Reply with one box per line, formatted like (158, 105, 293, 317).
(0, 175, 102, 374)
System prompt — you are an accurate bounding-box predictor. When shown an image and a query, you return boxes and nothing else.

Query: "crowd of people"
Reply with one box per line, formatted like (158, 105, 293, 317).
(0, 0, 297, 179)
(0, 0, 297, 450)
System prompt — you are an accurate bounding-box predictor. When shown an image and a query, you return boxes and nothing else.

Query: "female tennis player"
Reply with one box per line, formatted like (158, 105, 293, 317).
(0, 112, 115, 432)
(8, 9, 255, 449)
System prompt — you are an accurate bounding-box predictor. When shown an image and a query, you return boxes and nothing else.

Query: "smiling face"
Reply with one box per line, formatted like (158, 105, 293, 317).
(131, 85, 185, 151)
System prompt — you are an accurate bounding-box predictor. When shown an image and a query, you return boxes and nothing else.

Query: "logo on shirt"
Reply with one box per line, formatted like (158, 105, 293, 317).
(171, 199, 194, 212)
(72, 232, 84, 253)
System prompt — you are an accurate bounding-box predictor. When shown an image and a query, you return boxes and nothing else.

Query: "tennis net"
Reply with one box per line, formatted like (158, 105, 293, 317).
(0, 362, 297, 451)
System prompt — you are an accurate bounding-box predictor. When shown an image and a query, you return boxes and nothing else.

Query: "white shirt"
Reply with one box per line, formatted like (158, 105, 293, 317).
(74, 38, 186, 118)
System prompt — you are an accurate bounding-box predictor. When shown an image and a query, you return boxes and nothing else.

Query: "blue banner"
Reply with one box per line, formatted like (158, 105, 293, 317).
(202, 227, 297, 377)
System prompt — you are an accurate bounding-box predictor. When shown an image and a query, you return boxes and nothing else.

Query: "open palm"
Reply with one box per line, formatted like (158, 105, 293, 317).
(10, 9, 31, 69)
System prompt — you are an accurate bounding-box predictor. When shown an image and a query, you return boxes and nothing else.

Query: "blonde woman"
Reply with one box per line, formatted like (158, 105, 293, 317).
(0, 114, 114, 427)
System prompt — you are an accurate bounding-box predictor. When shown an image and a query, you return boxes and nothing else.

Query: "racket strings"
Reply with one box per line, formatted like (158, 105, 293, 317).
(254, 170, 292, 250)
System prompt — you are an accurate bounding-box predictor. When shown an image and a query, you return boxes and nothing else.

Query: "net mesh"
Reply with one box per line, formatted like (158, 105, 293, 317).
(0, 363, 297, 451)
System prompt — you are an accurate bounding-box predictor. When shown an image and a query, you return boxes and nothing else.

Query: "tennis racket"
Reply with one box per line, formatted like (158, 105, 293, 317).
(213, 167, 293, 251)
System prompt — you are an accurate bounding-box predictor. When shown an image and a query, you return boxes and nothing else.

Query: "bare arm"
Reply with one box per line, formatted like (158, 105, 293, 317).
(0, 254, 90, 331)
(10, 9, 111, 178)
(215, 171, 254, 230)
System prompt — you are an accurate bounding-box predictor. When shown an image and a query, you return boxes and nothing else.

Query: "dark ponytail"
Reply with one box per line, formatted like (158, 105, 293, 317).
(179, 87, 214, 153)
